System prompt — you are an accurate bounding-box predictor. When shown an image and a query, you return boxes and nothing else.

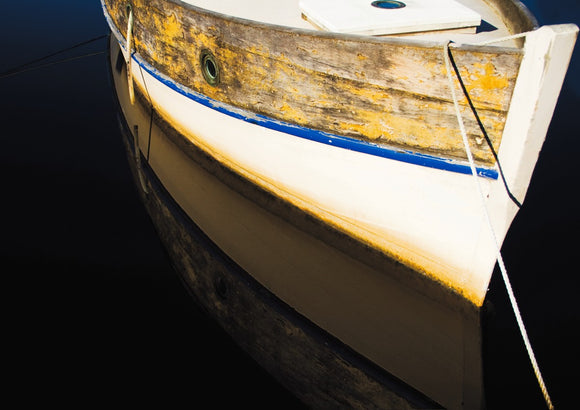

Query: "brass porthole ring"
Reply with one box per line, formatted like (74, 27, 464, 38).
(200, 49, 220, 86)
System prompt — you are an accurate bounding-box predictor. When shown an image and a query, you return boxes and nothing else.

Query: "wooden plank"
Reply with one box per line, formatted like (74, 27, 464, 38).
(104, 0, 524, 165)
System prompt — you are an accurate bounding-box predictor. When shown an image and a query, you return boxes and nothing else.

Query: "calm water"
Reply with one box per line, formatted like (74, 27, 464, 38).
(1, 1, 577, 408)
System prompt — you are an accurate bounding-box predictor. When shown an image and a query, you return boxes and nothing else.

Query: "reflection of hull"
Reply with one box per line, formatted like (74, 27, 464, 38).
(104, 0, 577, 407)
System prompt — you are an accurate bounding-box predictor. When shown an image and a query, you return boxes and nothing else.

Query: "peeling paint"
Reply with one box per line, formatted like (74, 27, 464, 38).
(103, 0, 523, 167)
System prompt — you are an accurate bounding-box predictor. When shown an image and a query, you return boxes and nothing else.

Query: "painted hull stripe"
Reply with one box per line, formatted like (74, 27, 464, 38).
(114, 26, 498, 179)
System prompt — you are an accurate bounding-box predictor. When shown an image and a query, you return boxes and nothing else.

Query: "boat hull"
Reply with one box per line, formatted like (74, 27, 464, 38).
(103, 0, 577, 407)
(110, 36, 483, 408)
(101, 0, 578, 310)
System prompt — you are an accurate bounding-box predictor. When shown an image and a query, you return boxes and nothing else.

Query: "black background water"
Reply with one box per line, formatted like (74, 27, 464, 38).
(1, 1, 577, 408)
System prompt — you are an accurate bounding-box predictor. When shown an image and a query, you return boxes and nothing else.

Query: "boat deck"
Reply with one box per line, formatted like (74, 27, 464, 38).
(182, 0, 529, 47)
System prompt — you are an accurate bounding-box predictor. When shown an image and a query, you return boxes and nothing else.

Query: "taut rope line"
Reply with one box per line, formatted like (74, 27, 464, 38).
(0, 35, 107, 79)
(126, 6, 135, 105)
(137, 53, 155, 162)
(443, 36, 553, 410)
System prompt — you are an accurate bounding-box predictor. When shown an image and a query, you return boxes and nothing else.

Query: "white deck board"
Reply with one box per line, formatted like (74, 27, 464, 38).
(182, 0, 517, 45)
(299, 0, 481, 36)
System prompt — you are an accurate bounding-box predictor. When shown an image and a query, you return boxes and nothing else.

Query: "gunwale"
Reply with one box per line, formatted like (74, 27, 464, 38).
(102, 0, 531, 167)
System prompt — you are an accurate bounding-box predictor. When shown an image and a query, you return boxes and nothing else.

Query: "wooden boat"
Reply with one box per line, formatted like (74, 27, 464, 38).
(102, 0, 577, 408)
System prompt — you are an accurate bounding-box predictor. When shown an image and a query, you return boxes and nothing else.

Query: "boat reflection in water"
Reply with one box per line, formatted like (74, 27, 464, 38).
(106, 0, 576, 407)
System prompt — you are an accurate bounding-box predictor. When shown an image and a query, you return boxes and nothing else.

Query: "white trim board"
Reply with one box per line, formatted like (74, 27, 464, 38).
(299, 0, 481, 35)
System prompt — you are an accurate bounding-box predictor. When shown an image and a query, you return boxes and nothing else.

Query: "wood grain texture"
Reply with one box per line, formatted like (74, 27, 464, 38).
(105, 0, 524, 165)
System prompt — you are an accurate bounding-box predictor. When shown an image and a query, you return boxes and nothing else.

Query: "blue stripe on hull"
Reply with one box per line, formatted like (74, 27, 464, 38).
(131, 49, 498, 180)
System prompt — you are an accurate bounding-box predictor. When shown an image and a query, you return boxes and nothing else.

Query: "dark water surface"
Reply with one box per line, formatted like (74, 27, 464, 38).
(1, 1, 577, 408)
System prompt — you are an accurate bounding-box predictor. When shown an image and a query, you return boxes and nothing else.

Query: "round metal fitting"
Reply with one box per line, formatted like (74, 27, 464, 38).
(371, 0, 406, 9)
(200, 49, 220, 86)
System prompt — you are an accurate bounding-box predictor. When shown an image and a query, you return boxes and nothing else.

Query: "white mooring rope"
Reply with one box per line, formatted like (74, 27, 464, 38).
(126, 7, 135, 104)
(443, 39, 554, 410)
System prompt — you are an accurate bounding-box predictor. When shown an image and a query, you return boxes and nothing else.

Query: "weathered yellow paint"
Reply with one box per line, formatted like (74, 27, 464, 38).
(338, 113, 386, 141)
(277, 101, 308, 124)
(464, 62, 510, 110)
(164, 11, 182, 40)
(104, 0, 523, 168)
(472, 62, 510, 90)
(446, 59, 513, 110)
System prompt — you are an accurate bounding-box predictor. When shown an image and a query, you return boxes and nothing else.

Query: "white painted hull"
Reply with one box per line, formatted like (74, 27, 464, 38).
(111, 37, 484, 408)
(112, 21, 577, 306)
